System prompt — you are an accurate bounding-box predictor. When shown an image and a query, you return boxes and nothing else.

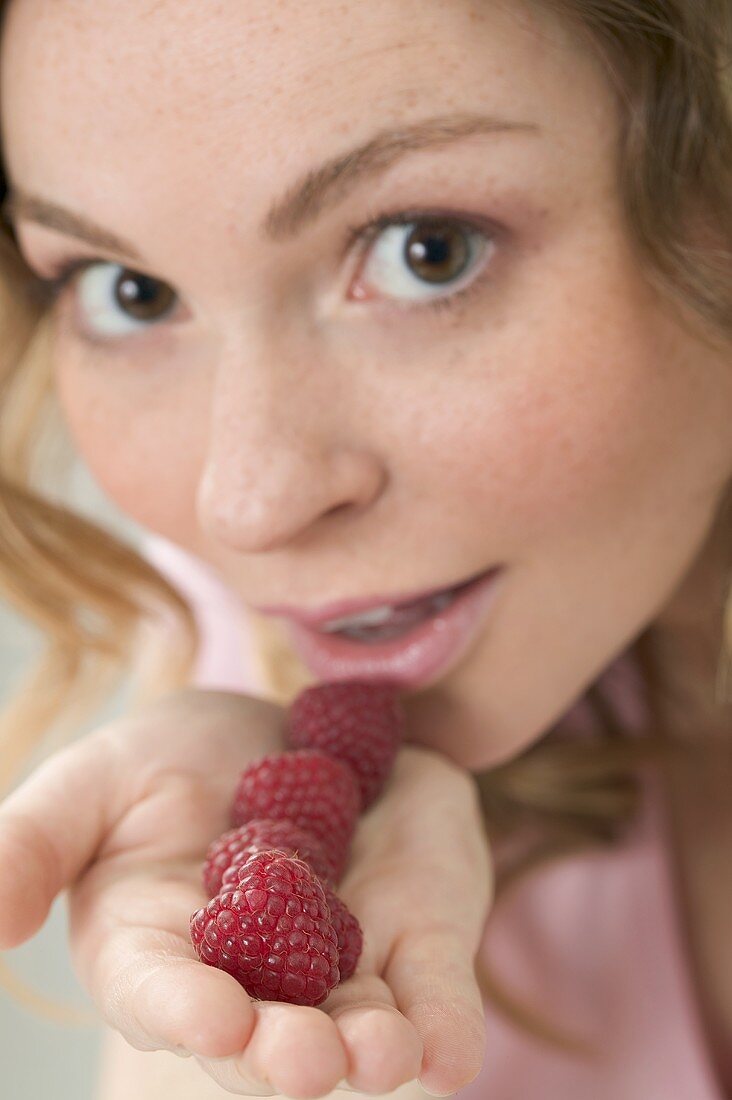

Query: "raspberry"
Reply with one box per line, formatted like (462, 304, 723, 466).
(286, 680, 405, 810)
(221, 860, 364, 986)
(324, 888, 363, 982)
(190, 850, 340, 1007)
(231, 750, 360, 879)
(203, 819, 338, 896)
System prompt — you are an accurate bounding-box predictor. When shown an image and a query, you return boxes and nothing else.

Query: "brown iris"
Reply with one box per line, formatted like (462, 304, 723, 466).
(403, 221, 471, 285)
(115, 271, 176, 321)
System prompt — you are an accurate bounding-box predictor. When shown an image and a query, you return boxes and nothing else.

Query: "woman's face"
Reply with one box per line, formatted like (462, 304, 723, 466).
(2, 0, 731, 768)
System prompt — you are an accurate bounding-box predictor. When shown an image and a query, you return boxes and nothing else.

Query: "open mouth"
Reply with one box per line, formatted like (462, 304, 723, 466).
(318, 570, 488, 643)
(285, 566, 504, 690)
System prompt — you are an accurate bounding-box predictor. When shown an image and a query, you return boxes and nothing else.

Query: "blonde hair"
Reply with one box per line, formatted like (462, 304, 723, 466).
(0, 0, 731, 1055)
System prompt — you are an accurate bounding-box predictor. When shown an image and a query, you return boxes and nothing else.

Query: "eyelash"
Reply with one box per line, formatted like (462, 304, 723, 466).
(30, 208, 497, 322)
(345, 209, 496, 314)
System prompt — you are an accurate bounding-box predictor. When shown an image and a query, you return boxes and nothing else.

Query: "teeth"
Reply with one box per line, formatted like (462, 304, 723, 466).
(320, 604, 398, 633)
(320, 588, 458, 635)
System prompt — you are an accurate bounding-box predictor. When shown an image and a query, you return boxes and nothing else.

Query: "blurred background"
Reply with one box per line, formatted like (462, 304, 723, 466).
(0, 460, 139, 1099)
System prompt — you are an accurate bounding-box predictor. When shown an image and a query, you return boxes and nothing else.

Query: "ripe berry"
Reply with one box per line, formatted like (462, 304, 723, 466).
(324, 888, 363, 982)
(190, 850, 340, 1007)
(286, 680, 405, 810)
(231, 750, 360, 879)
(203, 819, 338, 896)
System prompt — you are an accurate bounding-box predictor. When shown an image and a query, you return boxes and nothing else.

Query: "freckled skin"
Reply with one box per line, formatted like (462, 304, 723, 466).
(2, 0, 731, 768)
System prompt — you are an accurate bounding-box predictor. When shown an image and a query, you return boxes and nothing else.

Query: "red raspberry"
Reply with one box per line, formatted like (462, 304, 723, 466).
(203, 819, 338, 896)
(231, 750, 360, 879)
(190, 850, 340, 1007)
(324, 888, 363, 982)
(286, 680, 405, 810)
(220, 860, 364, 986)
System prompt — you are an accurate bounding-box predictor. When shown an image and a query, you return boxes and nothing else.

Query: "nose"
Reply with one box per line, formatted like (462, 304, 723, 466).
(196, 345, 386, 552)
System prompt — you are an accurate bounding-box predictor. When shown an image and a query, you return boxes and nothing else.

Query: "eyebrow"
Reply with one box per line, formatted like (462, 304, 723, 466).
(2, 111, 540, 260)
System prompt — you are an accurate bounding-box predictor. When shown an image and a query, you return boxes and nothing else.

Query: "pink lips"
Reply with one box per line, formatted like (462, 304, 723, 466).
(252, 568, 491, 628)
(284, 566, 504, 690)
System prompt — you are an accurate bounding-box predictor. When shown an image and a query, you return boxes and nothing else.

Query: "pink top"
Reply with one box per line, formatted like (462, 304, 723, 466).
(141, 533, 724, 1099)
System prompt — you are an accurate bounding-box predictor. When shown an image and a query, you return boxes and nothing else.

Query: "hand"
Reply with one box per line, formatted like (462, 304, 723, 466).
(198, 743, 493, 1099)
(327, 744, 492, 1096)
(0, 689, 492, 1098)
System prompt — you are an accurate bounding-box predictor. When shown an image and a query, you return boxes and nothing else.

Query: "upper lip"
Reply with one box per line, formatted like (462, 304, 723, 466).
(251, 566, 496, 627)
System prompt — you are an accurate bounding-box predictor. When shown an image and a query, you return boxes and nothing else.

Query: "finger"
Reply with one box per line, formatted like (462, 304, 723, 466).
(195, 1054, 277, 1099)
(68, 870, 256, 1060)
(0, 732, 121, 948)
(322, 969, 423, 1095)
(342, 755, 492, 1095)
(198, 1002, 350, 1099)
(383, 926, 487, 1097)
(89, 921, 257, 1060)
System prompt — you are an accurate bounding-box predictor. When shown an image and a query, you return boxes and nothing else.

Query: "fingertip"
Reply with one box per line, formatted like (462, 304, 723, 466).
(0, 911, 35, 952)
(420, 1086, 459, 1098)
(187, 971, 256, 1059)
(416, 1000, 487, 1096)
(0, 831, 53, 949)
(335, 1005, 423, 1093)
(244, 1002, 349, 1098)
(137, 960, 255, 1059)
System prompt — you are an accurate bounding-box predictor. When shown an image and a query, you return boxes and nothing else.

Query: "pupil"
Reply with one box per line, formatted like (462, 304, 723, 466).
(116, 272, 175, 320)
(405, 223, 470, 284)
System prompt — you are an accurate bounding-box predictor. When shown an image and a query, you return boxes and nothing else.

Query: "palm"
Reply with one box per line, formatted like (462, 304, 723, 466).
(1, 689, 491, 1096)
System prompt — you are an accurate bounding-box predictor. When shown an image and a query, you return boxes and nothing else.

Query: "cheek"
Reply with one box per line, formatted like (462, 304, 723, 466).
(53, 353, 204, 539)
(400, 270, 726, 769)
(412, 286, 702, 556)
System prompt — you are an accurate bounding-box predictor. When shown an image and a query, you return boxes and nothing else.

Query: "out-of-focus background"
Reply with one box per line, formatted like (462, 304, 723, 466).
(0, 462, 139, 1100)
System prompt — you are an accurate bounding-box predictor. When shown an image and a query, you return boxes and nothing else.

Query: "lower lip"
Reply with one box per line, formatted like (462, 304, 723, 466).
(284, 566, 504, 690)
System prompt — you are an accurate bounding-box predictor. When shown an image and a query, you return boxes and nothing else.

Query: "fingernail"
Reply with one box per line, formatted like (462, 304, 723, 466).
(171, 1045, 192, 1059)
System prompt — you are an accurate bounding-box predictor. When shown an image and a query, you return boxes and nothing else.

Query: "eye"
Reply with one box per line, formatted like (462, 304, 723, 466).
(72, 262, 178, 337)
(351, 216, 494, 307)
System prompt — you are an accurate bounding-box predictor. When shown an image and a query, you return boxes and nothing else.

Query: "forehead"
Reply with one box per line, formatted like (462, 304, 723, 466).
(0, 0, 611, 242)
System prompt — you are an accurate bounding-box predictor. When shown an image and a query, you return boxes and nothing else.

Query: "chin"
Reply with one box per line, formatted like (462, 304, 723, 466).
(400, 679, 544, 776)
